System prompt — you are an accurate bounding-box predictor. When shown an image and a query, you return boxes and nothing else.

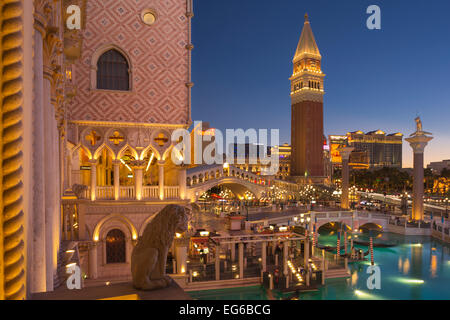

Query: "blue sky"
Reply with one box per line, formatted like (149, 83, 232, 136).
(191, 0, 450, 168)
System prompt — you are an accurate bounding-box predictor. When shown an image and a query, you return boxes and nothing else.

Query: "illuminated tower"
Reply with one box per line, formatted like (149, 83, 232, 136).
(290, 14, 325, 178)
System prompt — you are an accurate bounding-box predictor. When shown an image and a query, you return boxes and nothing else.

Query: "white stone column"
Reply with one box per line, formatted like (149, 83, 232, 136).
(339, 147, 354, 210)
(406, 133, 433, 221)
(113, 160, 120, 200)
(44, 70, 59, 291)
(30, 24, 47, 293)
(158, 160, 165, 200)
(262, 241, 267, 272)
(134, 167, 144, 201)
(239, 243, 244, 279)
(178, 167, 187, 200)
(89, 243, 98, 279)
(175, 244, 187, 274)
(89, 160, 97, 201)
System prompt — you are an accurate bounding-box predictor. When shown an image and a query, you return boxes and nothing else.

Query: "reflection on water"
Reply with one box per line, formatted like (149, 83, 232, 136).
(297, 232, 450, 300)
(189, 232, 450, 300)
(403, 258, 410, 275)
(430, 255, 437, 278)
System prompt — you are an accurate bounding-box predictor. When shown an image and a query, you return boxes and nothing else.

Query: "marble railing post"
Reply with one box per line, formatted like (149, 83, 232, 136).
(158, 160, 165, 200)
(89, 160, 98, 201)
(113, 160, 120, 200)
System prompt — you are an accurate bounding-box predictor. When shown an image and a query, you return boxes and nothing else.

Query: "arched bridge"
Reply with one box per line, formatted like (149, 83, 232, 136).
(186, 164, 300, 201)
(249, 210, 389, 231)
(313, 211, 388, 231)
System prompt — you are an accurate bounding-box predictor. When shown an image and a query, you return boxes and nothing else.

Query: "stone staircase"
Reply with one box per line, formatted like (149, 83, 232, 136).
(54, 241, 81, 290)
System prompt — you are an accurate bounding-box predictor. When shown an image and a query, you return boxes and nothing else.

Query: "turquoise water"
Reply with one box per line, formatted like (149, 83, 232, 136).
(189, 232, 450, 300)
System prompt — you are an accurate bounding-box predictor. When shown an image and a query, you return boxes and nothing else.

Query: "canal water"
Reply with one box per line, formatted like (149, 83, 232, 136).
(189, 232, 450, 300)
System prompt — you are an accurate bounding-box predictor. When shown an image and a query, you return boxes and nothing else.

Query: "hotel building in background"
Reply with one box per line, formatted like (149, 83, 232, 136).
(329, 130, 403, 170)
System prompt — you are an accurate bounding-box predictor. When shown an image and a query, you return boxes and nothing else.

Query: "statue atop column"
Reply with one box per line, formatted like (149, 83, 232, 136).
(410, 116, 432, 137)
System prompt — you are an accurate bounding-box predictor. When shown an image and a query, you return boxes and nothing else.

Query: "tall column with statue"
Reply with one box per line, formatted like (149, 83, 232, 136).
(405, 117, 433, 221)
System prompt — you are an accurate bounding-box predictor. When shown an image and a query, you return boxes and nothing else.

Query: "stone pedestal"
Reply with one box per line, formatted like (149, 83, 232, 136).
(339, 147, 354, 210)
(406, 133, 433, 221)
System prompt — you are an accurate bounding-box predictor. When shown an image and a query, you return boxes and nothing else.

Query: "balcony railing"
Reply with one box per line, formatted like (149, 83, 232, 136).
(76, 185, 181, 201)
(164, 186, 180, 199)
(96, 186, 114, 200)
(119, 186, 135, 200)
(143, 186, 159, 200)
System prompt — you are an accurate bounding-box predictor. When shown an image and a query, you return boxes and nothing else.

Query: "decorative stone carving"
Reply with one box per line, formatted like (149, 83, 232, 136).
(72, 184, 89, 199)
(81, 127, 104, 153)
(131, 204, 190, 290)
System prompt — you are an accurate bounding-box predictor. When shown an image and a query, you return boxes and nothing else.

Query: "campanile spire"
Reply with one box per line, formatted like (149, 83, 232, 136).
(290, 14, 325, 179)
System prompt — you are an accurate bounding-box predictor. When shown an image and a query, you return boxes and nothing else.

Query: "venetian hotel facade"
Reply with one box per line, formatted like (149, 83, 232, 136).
(0, 0, 194, 299)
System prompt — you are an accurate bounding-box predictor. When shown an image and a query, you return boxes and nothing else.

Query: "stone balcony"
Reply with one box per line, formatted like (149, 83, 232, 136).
(78, 185, 181, 201)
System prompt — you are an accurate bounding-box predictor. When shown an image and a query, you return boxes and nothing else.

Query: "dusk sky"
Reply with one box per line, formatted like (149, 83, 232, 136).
(190, 0, 450, 168)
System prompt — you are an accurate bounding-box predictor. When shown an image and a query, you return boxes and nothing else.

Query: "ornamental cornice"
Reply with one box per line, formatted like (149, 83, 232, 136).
(291, 91, 324, 104)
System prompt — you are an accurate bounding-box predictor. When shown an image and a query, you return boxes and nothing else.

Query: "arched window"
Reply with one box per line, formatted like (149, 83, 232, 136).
(106, 229, 126, 263)
(97, 49, 130, 91)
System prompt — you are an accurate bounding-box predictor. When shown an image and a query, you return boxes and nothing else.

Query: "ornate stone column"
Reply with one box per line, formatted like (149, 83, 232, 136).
(0, 0, 26, 300)
(158, 160, 165, 200)
(89, 159, 97, 201)
(406, 125, 433, 221)
(339, 147, 354, 210)
(113, 160, 120, 200)
(131, 160, 146, 201)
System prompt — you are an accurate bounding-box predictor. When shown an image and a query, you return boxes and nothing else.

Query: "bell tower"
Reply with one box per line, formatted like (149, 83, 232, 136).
(290, 14, 325, 178)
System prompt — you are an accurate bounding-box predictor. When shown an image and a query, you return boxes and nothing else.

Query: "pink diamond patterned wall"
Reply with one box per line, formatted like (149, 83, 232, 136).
(68, 0, 190, 125)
